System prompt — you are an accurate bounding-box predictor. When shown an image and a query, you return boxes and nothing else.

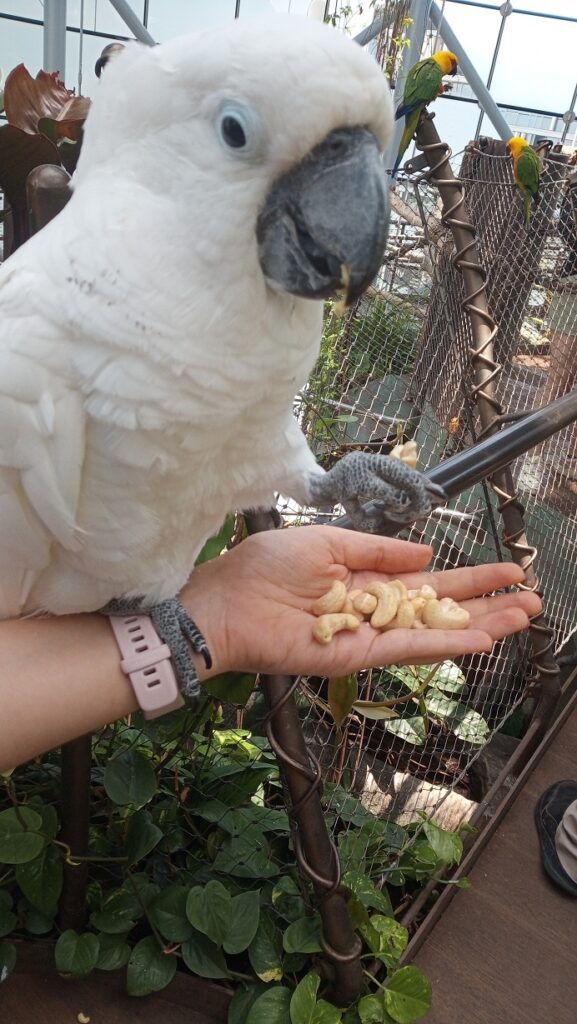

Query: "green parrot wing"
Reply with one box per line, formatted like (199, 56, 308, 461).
(516, 146, 540, 199)
(397, 57, 443, 118)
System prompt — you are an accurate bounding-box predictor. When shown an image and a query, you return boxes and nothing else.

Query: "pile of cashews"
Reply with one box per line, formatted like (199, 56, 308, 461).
(311, 578, 470, 644)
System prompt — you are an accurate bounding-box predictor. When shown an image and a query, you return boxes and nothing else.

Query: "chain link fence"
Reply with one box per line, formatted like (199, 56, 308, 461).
(269, 141, 577, 871)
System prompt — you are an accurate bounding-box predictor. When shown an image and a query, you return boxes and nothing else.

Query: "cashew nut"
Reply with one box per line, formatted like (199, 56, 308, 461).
(389, 439, 418, 469)
(312, 613, 361, 644)
(383, 598, 416, 630)
(312, 580, 348, 616)
(363, 582, 400, 629)
(350, 590, 378, 617)
(387, 579, 408, 601)
(311, 577, 469, 642)
(342, 594, 365, 621)
(77, 1015, 91, 1024)
(410, 596, 427, 620)
(408, 585, 436, 600)
(422, 597, 470, 630)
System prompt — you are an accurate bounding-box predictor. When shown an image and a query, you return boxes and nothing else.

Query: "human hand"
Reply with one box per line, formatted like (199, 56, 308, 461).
(183, 526, 541, 680)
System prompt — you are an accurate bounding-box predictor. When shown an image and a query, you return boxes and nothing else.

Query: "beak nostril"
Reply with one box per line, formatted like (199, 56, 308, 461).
(327, 137, 347, 157)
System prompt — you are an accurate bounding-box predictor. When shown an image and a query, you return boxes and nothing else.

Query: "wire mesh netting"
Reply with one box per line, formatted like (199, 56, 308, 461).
(269, 140, 577, 875)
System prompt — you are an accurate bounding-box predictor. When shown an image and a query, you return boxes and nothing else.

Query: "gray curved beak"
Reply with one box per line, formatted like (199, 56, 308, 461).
(257, 127, 389, 306)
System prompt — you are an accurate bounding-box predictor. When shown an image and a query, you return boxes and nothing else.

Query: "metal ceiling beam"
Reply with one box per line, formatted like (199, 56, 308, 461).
(107, 0, 156, 45)
(43, 0, 67, 77)
(430, 0, 512, 141)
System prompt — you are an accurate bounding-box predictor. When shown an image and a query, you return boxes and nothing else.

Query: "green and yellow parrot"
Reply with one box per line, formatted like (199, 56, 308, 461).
(508, 136, 541, 232)
(393, 50, 458, 176)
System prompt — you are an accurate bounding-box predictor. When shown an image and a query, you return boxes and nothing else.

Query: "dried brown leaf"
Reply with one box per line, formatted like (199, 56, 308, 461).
(38, 96, 91, 143)
(4, 65, 75, 133)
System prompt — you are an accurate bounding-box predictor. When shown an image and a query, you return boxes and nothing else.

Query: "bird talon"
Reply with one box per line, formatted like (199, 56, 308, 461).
(310, 451, 445, 528)
(426, 481, 448, 504)
(171, 602, 212, 670)
(102, 596, 210, 700)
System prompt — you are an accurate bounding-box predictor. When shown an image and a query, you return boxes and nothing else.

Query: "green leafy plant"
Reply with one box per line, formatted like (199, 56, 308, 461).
(0, 699, 467, 1021)
(345, 301, 420, 385)
(303, 298, 420, 458)
(315, 660, 489, 750)
(311, 299, 419, 398)
(0, 509, 468, 1020)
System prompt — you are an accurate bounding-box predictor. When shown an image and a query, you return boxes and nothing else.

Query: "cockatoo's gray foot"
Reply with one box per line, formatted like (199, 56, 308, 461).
(309, 452, 445, 530)
(103, 597, 212, 700)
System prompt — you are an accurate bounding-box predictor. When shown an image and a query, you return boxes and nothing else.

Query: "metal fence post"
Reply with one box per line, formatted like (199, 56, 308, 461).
(43, 0, 67, 77)
(244, 511, 364, 1007)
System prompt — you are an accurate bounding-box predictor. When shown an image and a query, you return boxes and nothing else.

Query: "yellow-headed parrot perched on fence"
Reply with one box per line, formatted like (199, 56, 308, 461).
(392, 50, 458, 176)
(508, 136, 541, 232)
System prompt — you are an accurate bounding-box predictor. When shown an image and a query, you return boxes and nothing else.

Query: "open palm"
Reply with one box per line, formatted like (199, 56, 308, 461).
(184, 527, 541, 681)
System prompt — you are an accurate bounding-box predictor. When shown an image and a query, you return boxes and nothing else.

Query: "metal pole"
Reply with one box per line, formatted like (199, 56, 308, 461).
(353, 11, 387, 46)
(77, 0, 84, 94)
(474, 2, 512, 139)
(43, 0, 67, 77)
(234, 0, 241, 17)
(445, 0, 577, 24)
(561, 80, 577, 146)
(382, 0, 433, 176)
(330, 390, 577, 534)
(245, 512, 363, 1006)
(107, 0, 156, 44)
(429, 0, 512, 142)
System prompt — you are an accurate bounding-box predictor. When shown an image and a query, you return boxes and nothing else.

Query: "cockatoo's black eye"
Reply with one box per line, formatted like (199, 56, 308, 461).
(221, 115, 247, 149)
(216, 102, 263, 158)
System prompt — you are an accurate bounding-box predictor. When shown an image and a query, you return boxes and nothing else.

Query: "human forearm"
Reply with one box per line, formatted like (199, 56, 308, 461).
(0, 528, 542, 772)
(0, 611, 220, 772)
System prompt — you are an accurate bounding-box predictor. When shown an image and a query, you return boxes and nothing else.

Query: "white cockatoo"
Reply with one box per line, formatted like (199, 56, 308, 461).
(0, 17, 441, 694)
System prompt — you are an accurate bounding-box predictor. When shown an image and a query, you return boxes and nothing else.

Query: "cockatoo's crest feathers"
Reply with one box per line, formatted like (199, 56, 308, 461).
(76, 16, 393, 191)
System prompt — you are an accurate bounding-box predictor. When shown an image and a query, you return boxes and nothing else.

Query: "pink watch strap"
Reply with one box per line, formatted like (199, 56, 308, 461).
(109, 614, 185, 720)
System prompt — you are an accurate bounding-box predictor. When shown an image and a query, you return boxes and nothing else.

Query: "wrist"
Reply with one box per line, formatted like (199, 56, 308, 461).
(180, 563, 232, 682)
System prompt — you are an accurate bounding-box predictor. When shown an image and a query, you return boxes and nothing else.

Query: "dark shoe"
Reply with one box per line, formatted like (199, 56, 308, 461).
(535, 781, 577, 896)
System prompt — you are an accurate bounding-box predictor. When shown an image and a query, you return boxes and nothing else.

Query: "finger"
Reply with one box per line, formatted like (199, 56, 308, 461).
(360, 624, 496, 666)
(388, 562, 530, 602)
(317, 527, 433, 574)
(369, 616, 528, 665)
(308, 603, 532, 675)
(463, 590, 542, 620)
(428, 562, 528, 600)
(465, 605, 533, 639)
(351, 561, 529, 597)
(371, 606, 531, 663)
(308, 622, 493, 675)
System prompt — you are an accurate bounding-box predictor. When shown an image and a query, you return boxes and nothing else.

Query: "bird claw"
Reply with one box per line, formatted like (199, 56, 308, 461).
(310, 452, 446, 529)
(103, 596, 211, 701)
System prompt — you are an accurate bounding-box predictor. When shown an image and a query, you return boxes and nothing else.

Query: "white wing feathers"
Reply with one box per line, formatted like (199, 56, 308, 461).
(0, 17, 394, 619)
(0, 344, 85, 616)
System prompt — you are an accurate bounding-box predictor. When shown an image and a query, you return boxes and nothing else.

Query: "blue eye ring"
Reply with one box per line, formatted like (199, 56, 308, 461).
(216, 103, 262, 158)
